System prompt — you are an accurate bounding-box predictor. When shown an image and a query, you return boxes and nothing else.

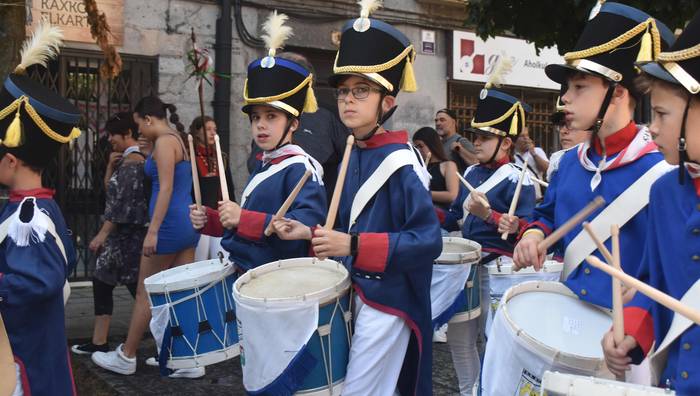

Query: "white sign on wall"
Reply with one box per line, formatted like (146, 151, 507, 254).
(452, 31, 563, 90)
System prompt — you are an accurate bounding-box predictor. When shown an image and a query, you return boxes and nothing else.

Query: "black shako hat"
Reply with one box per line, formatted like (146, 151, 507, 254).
(328, 0, 417, 96)
(545, 2, 675, 95)
(0, 23, 81, 168)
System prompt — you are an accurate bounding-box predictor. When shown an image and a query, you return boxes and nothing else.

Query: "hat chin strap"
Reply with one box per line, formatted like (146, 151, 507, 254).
(485, 136, 505, 164)
(678, 95, 693, 185)
(273, 117, 294, 151)
(355, 95, 397, 142)
(588, 82, 618, 158)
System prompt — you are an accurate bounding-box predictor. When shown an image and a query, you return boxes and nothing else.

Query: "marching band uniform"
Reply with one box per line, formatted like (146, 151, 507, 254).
(328, 4, 442, 395)
(520, 2, 675, 309)
(438, 88, 536, 394)
(621, 14, 700, 394)
(0, 25, 82, 396)
(199, 19, 327, 272)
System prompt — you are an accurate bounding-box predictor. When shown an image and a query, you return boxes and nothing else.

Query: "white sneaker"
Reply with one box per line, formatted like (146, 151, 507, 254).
(91, 344, 136, 375)
(168, 366, 206, 379)
(433, 324, 448, 343)
(145, 356, 159, 367)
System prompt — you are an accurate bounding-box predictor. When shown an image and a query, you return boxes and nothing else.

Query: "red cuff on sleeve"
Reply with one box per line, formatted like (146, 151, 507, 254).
(237, 209, 268, 242)
(517, 220, 552, 241)
(434, 207, 446, 224)
(624, 306, 655, 356)
(488, 210, 502, 226)
(354, 233, 390, 273)
(200, 207, 224, 237)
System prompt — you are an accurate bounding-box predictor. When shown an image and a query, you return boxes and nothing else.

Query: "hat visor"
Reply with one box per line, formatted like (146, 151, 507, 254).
(545, 64, 577, 85)
(328, 72, 389, 91)
(241, 102, 297, 117)
(466, 127, 504, 139)
(638, 62, 681, 86)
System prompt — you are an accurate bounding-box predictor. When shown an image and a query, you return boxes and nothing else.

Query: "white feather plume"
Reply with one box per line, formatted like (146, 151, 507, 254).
(485, 55, 513, 89)
(262, 11, 293, 57)
(15, 22, 64, 74)
(358, 0, 382, 18)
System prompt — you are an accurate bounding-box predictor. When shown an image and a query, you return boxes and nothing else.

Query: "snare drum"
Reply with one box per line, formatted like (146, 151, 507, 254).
(234, 258, 352, 396)
(431, 238, 481, 327)
(486, 259, 563, 333)
(540, 371, 676, 396)
(481, 281, 613, 396)
(144, 259, 239, 369)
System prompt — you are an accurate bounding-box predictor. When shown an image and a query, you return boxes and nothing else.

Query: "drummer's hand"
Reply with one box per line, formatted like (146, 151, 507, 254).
(312, 227, 351, 258)
(512, 231, 546, 271)
(467, 191, 491, 220)
(189, 204, 207, 230)
(218, 200, 241, 229)
(142, 230, 158, 257)
(602, 331, 637, 377)
(498, 214, 520, 235)
(271, 218, 312, 240)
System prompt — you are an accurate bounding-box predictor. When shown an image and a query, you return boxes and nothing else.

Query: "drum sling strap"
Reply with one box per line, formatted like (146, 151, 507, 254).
(562, 161, 674, 278)
(648, 278, 700, 385)
(460, 163, 516, 224)
(241, 155, 311, 206)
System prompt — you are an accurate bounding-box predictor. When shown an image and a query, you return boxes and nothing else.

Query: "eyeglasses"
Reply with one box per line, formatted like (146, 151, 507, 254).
(334, 86, 383, 101)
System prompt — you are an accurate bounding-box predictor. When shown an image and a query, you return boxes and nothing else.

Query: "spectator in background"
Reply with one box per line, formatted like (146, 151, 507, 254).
(413, 127, 459, 211)
(72, 112, 148, 356)
(246, 52, 349, 200)
(547, 111, 592, 180)
(514, 126, 549, 199)
(435, 108, 477, 173)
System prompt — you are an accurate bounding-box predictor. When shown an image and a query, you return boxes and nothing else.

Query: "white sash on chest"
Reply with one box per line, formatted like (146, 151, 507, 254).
(461, 164, 517, 223)
(348, 148, 421, 231)
(562, 161, 675, 278)
(241, 156, 316, 207)
(648, 278, 700, 385)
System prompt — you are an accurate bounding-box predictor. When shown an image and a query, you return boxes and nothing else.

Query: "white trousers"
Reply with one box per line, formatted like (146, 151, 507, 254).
(194, 235, 225, 261)
(342, 295, 411, 396)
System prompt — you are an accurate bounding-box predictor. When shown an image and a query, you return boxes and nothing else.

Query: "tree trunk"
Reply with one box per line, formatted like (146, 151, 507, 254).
(0, 0, 26, 81)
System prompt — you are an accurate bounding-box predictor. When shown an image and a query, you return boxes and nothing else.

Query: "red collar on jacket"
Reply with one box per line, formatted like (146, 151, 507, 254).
(9, 188, 55, 202)
(592, 121, 637, 156)
(255, 152, 300, 165)
(360, 130, 408, 148)
(483, 155, 511, 169)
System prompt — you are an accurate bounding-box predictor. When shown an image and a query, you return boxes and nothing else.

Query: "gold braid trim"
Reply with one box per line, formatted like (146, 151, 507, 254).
(658, 43, 700, 62)
(333, 45, 414, 74)
(470, 101, 526, 136)
(243, 74, 313, 104)
(564, 18, 661, 61)
(0, 96, 81, 144)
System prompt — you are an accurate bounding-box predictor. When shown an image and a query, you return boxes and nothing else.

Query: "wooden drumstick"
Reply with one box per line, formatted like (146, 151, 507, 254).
(529, 174, 549, 188)
(456, 172, 490, 209)
(324, 135, 355, 229)
(581, 222, 614, 264)
(586, 255, 700, 326)
(610, 225, 625, 346)
(0, 313, 16, 396)
(187, 134, 202, 210)
(501, 165, 528, 240)
(538, 196, 606, 252)
(264, 170, 312, 237)
(214, 134, 229, 202)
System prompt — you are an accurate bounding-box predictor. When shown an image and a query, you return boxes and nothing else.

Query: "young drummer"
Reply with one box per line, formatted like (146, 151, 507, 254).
(0, 24, 81, 395)
(602, 12, 700, 394)
(436, 81, 536, 394)
(513, 2, 676, 309)
(272, 1, 442, 394)
(189, 12, 327, 271)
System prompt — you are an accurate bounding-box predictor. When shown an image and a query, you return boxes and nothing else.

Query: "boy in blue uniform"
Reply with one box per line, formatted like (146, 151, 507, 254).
(513, 2, 675, 309)
(0, 24, 81, 395)
(189, 12, 327, 271)
(273, 1, 442, 394)
(436, 83, 536, 394)
(602, 11, 700, 395)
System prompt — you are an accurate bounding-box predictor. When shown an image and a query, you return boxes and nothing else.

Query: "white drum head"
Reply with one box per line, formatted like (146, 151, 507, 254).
(436, 237, 481, 265)
(503, 281, 611, 360)
(235, 257, 350, 306)
(541, 371, 676, 395)
(144, 259, 232, 293)
(488, 260, 563, 275)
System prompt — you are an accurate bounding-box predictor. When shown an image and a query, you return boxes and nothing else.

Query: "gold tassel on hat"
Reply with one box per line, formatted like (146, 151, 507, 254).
(4, 110, 25, 148)
(303, 80, 319, 113)
(68, 127, 81, 150)
(509, 109, 519, 136)
(636, 26, 653, 63)
(400, 53, 418, 92)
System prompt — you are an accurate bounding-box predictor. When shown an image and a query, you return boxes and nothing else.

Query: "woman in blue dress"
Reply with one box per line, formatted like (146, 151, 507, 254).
(92, 96, 201, 378)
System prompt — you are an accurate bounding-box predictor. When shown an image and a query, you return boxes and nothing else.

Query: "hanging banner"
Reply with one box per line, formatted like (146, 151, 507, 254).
(27, 0, 124, 46)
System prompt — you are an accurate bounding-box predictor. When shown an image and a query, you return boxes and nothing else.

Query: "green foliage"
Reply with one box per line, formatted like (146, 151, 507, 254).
(466, 0, 700, 53)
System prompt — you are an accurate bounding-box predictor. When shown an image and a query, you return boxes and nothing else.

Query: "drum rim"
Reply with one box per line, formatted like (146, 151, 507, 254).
(165, 342, 241, 369)
(499, 280, 611, 370)
(541, 370, 676, 394)
(144, 259, 234, 294)
(233, 257, 351, 306)
(486, 260, 564, 275)
(435, 237, 482, 264)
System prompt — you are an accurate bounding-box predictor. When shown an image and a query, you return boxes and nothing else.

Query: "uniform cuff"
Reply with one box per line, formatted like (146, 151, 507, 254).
(624, 306, 655, 356)
(200, 206, 224, 237)
(518, 221, 551, 241)
(354, 233, 390, 273)
(237, 209, 269, 242)
(435, 207, 446, 224)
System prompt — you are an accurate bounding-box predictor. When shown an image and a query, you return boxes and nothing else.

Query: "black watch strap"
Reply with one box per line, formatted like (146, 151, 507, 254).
(350, 232, 359, 257)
